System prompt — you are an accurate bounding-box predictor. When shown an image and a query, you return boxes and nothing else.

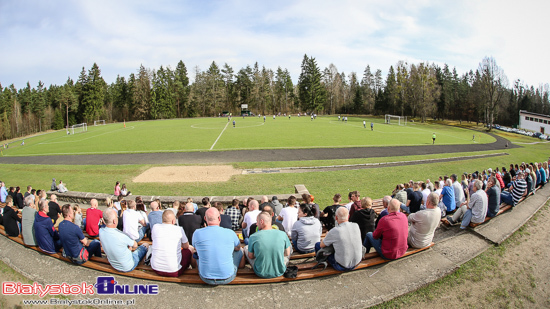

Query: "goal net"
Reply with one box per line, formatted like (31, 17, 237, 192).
(94, 120, 106, 126)
(70, 123, 88, 135)
(385, 114, 407, 125)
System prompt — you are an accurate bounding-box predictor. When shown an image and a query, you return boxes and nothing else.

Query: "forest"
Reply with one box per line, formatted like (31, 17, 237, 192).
(0, 55, 548, 141)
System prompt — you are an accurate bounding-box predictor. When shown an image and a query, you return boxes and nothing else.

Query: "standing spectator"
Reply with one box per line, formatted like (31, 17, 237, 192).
(192, 208, 245, 285)
(291, 204, 322, 254)
(178, 203, 202, 245)
(245, 212, 292, 278)
(21, 196, 37, 246)
(58, 204, 101, 264)
(85, 199, 103, 237)
(99, 208, 149, 272)
(350, 197, 376, 244)
(364, 199, 408, 260)
(408, 192, 441, 248)
(224, 199, 242, 231)
(151, 211, 192, 277)
(34, 200, 62, 254)
(277, 196, 298, 237)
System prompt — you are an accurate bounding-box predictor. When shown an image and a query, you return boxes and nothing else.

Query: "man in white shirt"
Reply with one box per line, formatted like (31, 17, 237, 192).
(123, 200, 146, 242)
(151, 210, 192, 277)
(242, 200, 261, 244)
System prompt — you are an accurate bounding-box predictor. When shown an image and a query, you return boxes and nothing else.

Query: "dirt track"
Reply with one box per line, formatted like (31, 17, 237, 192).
(0, 131, 516, 165)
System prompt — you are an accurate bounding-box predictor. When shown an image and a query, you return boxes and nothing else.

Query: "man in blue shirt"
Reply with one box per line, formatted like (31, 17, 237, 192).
(99, 208, 149, 272)
(192, 208, 244, 285)
(147, 201, 163, 239)
(58, 204, 101, 264)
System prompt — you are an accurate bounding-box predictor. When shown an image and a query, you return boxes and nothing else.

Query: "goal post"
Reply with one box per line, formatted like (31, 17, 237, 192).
(94, 120, 106, 126)
(70, 123, 88, 135)
(385, 114, 407, 126)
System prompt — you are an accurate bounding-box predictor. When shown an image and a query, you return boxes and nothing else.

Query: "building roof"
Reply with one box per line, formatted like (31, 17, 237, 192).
(519, 110, 550, 120)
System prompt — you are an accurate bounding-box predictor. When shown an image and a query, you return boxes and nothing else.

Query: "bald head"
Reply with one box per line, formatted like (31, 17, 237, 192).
(335, 207, 349, 224)
(382, 196, 392, 208)
(103, 208, 118, 226)
(162, 210, 175, 224)
(90, 199, 98, 208)
(150, 201, 159, 211)
(185, 202, 194, 212)
(261, 196, 268, 203)
(248, 200, 259, 211)
(205, 207, 221, 226)
(389, 199, 401, 213)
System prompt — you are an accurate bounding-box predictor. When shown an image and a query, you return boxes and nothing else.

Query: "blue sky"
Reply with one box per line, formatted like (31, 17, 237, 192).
(1, 0, 549, 90)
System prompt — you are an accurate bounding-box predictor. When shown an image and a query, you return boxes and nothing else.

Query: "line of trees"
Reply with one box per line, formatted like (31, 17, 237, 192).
(0, 55, 549, 140)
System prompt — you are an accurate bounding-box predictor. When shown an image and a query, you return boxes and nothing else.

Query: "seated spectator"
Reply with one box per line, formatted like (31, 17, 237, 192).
(525, 168, 534, 195)
(50, 178, 57, 191)
(2, 196, 21, 237)
(123, 200, 146, 242)
(501, 171, 527, 207)
(14, 187, 24, 209)
(485, 176, 501, 218)
(249, 205, 285, 237)
(186, 197, 198, 213)
(408, 192, 441, 248)
(136, 201, 149, 237)
(21, 196, 37, 246)
(73, 205, 83, 229)
(349, 197, 376, 244)
(57, 180, 68, 193)
(34, 200, 62, 253)
(348, 191, 362, 218)
(426, 179, 435, 192)
(538, 162, 547, 187)
(315, 207, 364, 271)
(301, 193, 320, 219)
(439, 179, 456, 212)
(375, 196, 392, 228)
(47, 194, 62, 227)
(117, 200, 126, 231)
(58, 204, 101, 264)
(151, 210, 192, 277)
(178, 202, 202, 245)
(245, 212, 292, 278)
(451, 174, 466, 208)
(113, 195, 123, 212)
(195, 197, 211, 227)
(24, 185, 32, 199)
(114, 181, 121, 197)
(402, 182, 422, 214)
(99, 208, 149, 272)
(148, 201, 163, 239)
(120, 183, 131, 196)
(271, 196, 283, 216)
(277, 196, 298, 237)
(394, 184, 407, 205)
(321, 193, 343, 231)
(447, 180, 488, 229)
(291, 204, 322, 254)
(85, 199, 103, 237)
(258, 196, 271, 211)
(420, 182, 431, 207)
(211, 202, 231, 229)
(242, 200, 261, 243)
(433, 180, 442, 196)
(364, 199, 408, 260)
(502, 167, 511, 187)
(192, 208, 245, 285)
(224, 199, 242, 231)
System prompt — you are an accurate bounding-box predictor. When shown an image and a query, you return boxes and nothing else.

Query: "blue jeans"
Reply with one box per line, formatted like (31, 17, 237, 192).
(130, 245, 148, 271)
(460, 209, 473, 229)
(134, 226, 146, 242)
(399, 203, 410, 214)
(292, 239, 314, 254)
(314, 242, 355, 271)
(86, 239, 102, 257)
(198, 249, 243, 285)
(243, 228, 249, 245)
(363, 232, 387, 260)
(501, 191, 514, 206)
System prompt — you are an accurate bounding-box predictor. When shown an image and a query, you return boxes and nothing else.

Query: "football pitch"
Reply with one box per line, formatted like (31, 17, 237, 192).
(2, 116, 494, 156)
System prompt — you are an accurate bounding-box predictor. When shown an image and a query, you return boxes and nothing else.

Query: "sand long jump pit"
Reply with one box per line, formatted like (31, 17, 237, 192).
(133, 165, 242, 183)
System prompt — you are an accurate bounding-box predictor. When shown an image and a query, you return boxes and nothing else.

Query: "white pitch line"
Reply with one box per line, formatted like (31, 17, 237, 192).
(210, 121, 230, 150)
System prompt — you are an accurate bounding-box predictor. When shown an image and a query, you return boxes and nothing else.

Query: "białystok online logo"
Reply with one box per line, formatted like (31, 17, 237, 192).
(2, 276, 159, 297)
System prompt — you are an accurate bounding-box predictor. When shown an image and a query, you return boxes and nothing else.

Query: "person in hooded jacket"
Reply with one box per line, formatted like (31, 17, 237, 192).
(349, 197, 376, 244)
(291, 203, 322, 254)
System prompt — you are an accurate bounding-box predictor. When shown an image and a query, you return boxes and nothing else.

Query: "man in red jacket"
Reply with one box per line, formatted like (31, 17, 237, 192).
(363, 199, 408, 260)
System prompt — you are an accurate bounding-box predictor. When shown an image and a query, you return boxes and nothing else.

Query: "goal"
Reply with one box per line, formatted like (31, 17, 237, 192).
(94, 120, 106, 126)
(70, 123, 88, 135)
(385, 114, 407, 125)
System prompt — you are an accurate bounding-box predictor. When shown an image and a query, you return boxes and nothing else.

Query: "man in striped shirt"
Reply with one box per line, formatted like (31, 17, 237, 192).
(501, 171, 527, 206)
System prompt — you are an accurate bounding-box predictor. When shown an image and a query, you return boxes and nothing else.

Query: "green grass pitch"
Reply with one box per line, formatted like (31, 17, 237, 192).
(2, 116, 494, 156)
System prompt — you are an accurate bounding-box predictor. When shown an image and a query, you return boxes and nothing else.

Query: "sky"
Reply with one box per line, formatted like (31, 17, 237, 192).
(1, 0, 549, 90)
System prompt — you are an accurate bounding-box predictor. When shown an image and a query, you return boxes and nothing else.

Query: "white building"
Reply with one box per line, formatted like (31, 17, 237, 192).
(519, 110, 550, 134)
